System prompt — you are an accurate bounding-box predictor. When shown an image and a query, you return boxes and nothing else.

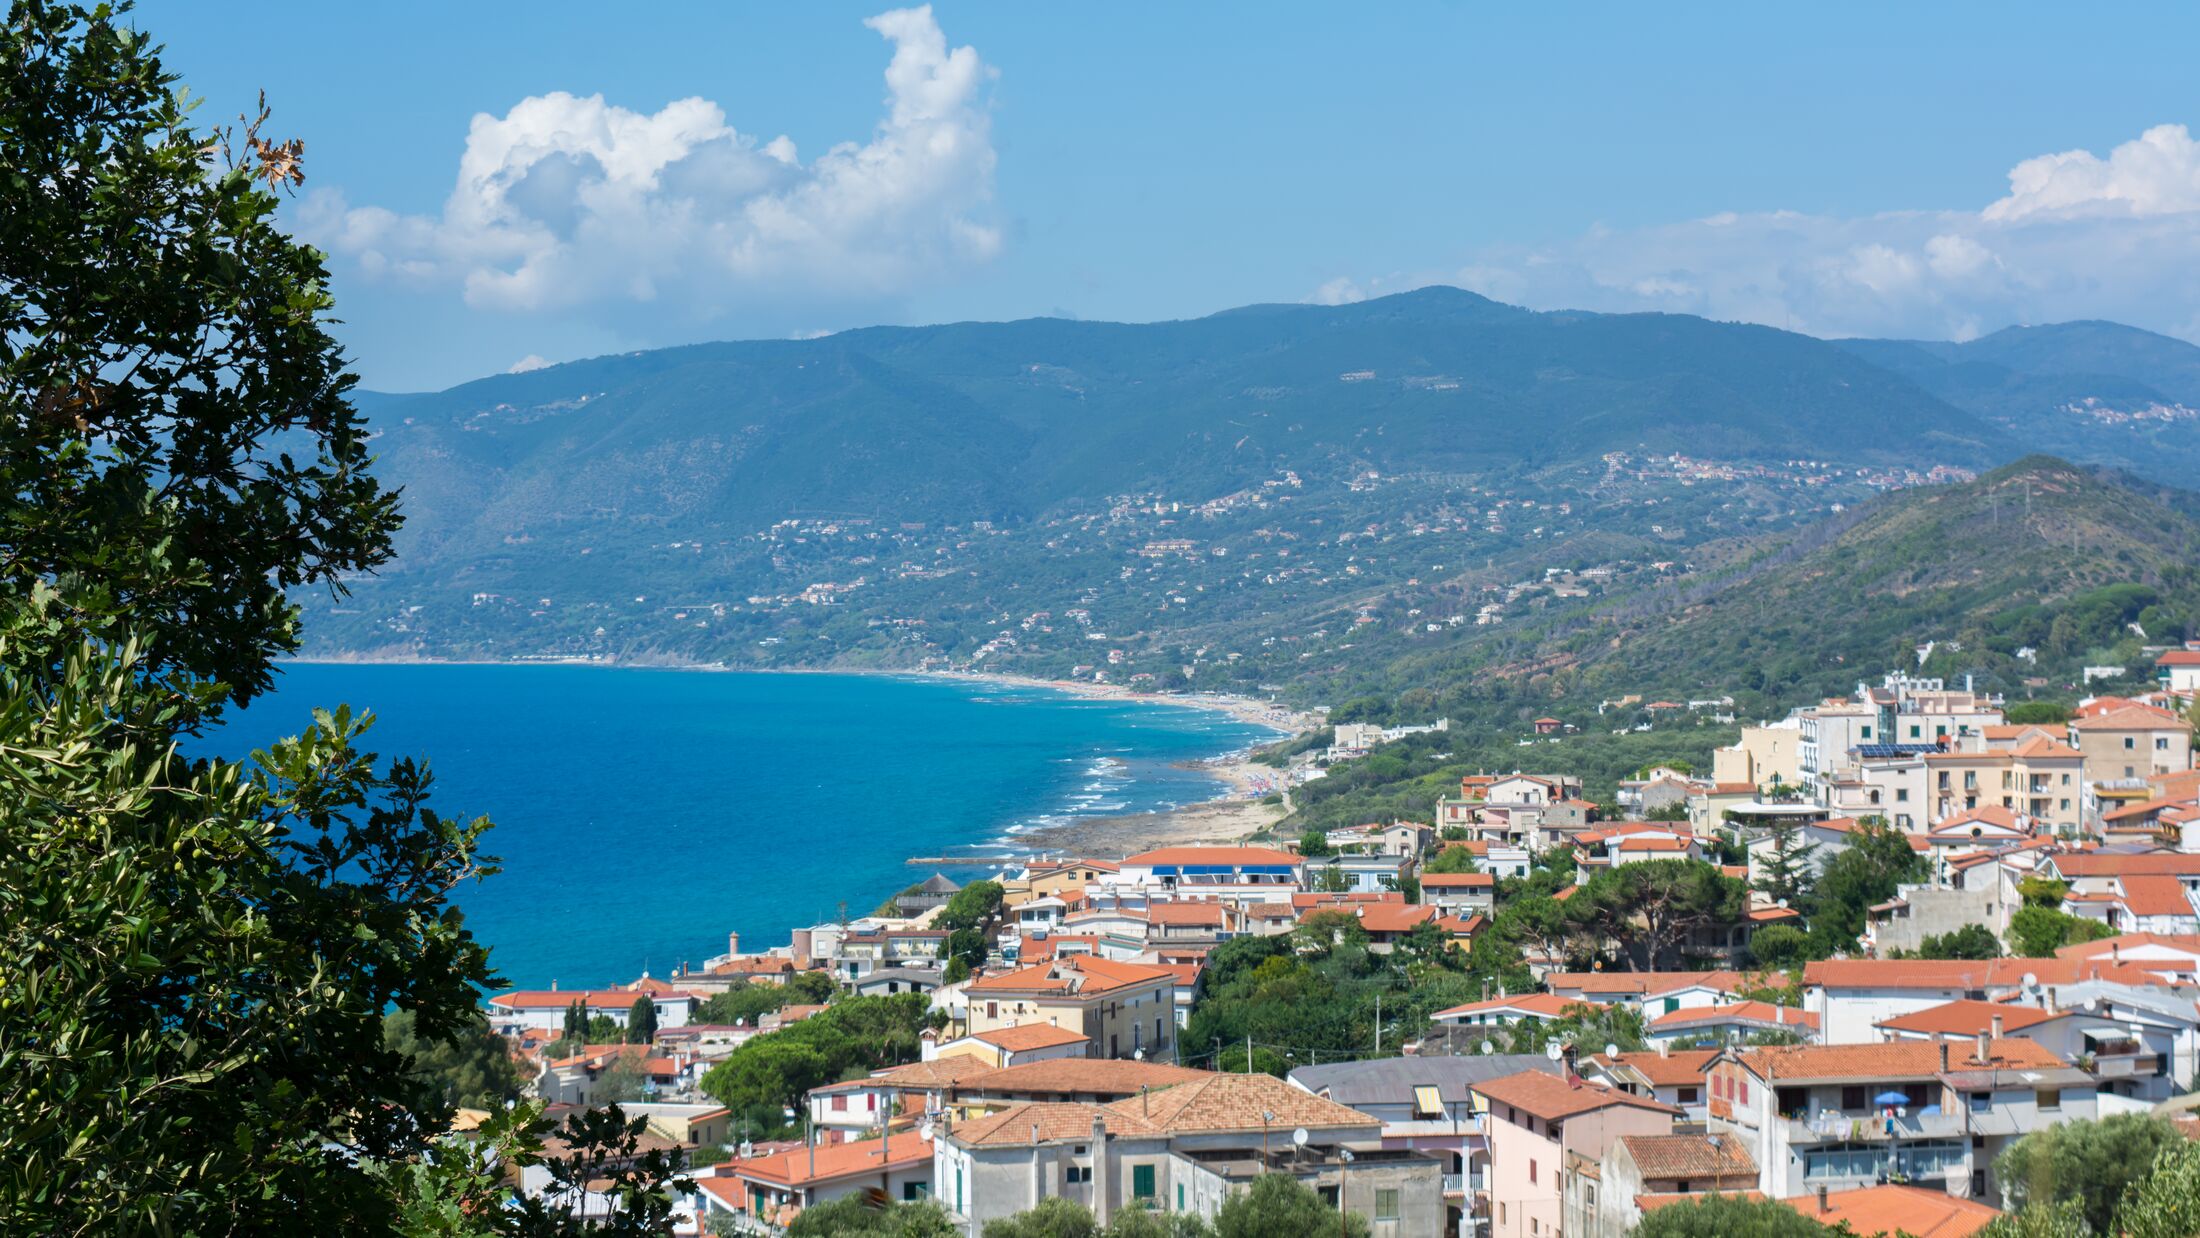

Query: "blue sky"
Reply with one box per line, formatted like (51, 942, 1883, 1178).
(142, 2, 2200, 390)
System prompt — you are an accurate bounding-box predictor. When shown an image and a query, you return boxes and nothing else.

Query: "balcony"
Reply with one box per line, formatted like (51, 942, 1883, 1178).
(1781, 1109, 1966, 1144)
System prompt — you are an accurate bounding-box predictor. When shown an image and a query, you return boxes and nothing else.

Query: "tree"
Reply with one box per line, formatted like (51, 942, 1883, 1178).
(1298, 827, 1335, 857)
(937, 879, 1005, 932)
(0, 6, 685, 1228)
(626, 996, 660, 1044)
(593, 1050, 653, 1105)
(385, 1009, 524, 1110)
(1312, 865, 1352, 893)
(1747, 924, 1810, 970)
(1425, 844, 1481, 874)
(1750, 820, 1820, 909)
(1979, 1199, 2092, 1238)
(788, 1196, 959, 1237)
(1567, 860, 1748, 971)
(1919, 923, 2001, 960)
(1215, 1173, 1370, 1238)
(2009, 906, 2114, 957)
(982, 1197, 1099, 1238)
(1807, 816, 1926, 955)
(1995, 1114, 2183, 1234)
(1504, 1002, 1647, 1055)
(564, 999, 591, 1046)
(2115, 1137, 2200, 1238)
(1631, 1193, 1835, 1236)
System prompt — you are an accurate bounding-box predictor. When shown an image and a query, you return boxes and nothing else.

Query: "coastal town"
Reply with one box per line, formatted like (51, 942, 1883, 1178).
(464, 646, 2200, 1236)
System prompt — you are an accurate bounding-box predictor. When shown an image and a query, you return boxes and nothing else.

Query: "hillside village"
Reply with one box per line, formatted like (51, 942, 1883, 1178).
(465, 648, 2200, 1236)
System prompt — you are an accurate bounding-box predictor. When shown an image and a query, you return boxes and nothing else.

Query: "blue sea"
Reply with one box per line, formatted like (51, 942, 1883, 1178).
(207, 664, 1275, 988)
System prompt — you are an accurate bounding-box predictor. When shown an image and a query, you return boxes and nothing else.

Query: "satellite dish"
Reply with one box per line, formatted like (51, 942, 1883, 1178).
(1605, 1042, 1621, 1059)
(918, 1119, 936, 1143)
(1545, 1041, 1566, 1061)
(1479, 1040, 1494, 1055)
(1292, 1127, 1310, 1147)
(2022, 973, 2039, 990)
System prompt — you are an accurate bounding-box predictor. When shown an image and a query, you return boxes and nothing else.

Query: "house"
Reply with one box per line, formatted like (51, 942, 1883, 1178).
(854, 967, 946, 998)
(1779, 1184, 2000, 1238)
(1710, 1039, 2094, 1201)
(931, 1072, 1435, 1234)
(2070, 703, 2192, 782)
(1289, 1054, 1560, 1205)
(1580, 1049, 1719, 1124)
(1109, 847, 1305, 906)
(925, 1023, 1093, 1068)
(1592, 1133, 1759, 1235)
(1533, 717, 1563, 736)
(1430, 993, 1603, 1029)
(1645, 1003, 1819, 1047)
(894, 872, 964, 917)
(1801, 957, 2183, 1046)
(484, 986, 698, 1036)
(1473, 1069, 1679, 1238)
(1422, 872, 1497, 915)
(1921, 734, 2086, 834)
(2156, 646, 2200, 694)
(534, 1044, 694, 1106)
(943, 1059, 1217, 1115)
(1544, 971, 1747, 1018)
(695, 1131, 933, 1232)
(1306, 851, 1412, 895)
(2065, 874, 2200, 936)
(964, 955, 1178, 1062)
(1875, 994, 2191, 1103)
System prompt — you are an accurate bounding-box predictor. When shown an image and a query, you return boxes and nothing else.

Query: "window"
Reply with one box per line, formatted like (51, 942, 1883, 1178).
(1413, 1085, 1446, 1118)
(1375, 1188, 1401, 1221)
(2126, 737, 2138, 750)
(1841, 1085, 1867, 1110)
(1178, 1185, 1185, 1211)
(831, 1094, 847, 1112)
(1067, 1165, 1091, 1184)
(986, 1002, 999, 1020)
(1739, 1079, 1749, 1104)
(1896, 788, 1909, 802)
(1910, 725, 1921, 738)
(1132, 1164, 1156, 1201)
(1678, 1086, 1700, 1103)
(1529, 1159, 1538, 1184)
(2037, 1089, 2061, 1110)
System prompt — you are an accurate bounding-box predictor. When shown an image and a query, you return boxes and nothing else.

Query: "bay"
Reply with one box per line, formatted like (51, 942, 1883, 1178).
(209, 664, 1274, 988)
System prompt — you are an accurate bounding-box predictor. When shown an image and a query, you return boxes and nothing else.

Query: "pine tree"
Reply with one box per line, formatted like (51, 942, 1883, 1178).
(1751, 819, 1820, 910)
(625, 997, 659, 1045)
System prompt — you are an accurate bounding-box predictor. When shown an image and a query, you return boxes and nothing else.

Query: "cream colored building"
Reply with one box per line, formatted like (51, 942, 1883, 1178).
(2070, 704, 2192, 783)
(964, 955, 1177, 1062)
(1713, 721, 1803, 791)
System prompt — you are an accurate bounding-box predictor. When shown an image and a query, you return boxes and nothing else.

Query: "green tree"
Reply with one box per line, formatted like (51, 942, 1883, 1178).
(1298, 827, 1335, 857)
(1807, 816, 1926, 955)
(2009, 906, 2114, 957)
(563, 1000, 590, 1047)
(385, 1009, 524, 1110)
(1425, 844, 1481, 874)
(1312, 865, 1352, 893)
(1919, 923, 2001, 960)
(1750, 819, 1820, 909)
(788, 1196, 959, 1237)
(1996, 1114, 2183, 1234)
(626, 996, 660, 1044)
(1567, 859, 1748, 971)
(1504, 1001, 1647, 1055)
(2116, 1137, 2200, 1238)
(983, 1197, 1099, 1238)
(937, 879, 1005, 932)
(1747, 924, 1810, 969)
(1979, 1198, 2093, 1238)
(1631, 1192, 1835, 1236)
(592, 1050, 652, 1105)
(1215, 1173, 1370, 1238)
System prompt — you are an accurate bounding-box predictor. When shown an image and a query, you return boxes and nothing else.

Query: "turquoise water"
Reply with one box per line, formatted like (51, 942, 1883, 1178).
(209, 665, 1274, 988)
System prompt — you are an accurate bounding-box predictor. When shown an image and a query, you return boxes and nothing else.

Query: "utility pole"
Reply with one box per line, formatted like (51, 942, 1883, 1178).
(1245, 1033, 1253, 1074)
(1374, 993, 1382, 1055)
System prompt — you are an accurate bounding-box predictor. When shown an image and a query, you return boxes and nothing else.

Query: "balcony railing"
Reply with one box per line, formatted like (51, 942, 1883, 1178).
(1781, 1109, 1965, 1143)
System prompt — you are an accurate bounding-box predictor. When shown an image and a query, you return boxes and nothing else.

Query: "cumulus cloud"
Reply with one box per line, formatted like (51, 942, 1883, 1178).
(507, 354, 553, 373)
(1309, 277, 1368, 306)
(304, 6, 998, 322)
(1409, 124, 2200, 343)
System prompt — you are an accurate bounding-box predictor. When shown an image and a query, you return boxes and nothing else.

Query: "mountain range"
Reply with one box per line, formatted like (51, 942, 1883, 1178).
(320, 288, 2200, 719)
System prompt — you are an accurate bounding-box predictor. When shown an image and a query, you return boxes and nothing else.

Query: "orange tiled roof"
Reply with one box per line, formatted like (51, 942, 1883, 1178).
(1648, 1002, 1819, 1033)
(1123, 846, 1302, 867)
(1781, 1185, 2000, 1237)
(965, 954, 1175, 998)
(1593, 1048, 1719, 1088)
(1739, 1039, 2065, 1082)
(1433, 993, 1599, 1021)
(489, 988, 696, 1010)
(729, 1133, 931, 1186)
(1547, 970, 1745, 997)
(1620, 1133, 1757, 1180)
(2070, 703, 2187, 730)
(1474, 1070, 1680, 1122)
(1100, 1071, 1375, 1135)
(2120, 874, 2197, 918)
(1873, 1000, 2061, 1036)
(962, 1058, 1213, 1097)
(949, 1101, 1160, 1146)
(969, 1024, 1089, 1052)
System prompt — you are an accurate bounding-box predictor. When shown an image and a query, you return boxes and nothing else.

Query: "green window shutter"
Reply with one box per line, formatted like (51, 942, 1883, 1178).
(1133, 1164, 1156, 1199)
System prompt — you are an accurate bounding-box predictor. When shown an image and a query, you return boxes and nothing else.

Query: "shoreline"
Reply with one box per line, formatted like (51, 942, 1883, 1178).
(283, 653, 1321, 868)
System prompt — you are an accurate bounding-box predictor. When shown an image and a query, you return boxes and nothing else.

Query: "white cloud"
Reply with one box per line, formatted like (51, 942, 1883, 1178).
(305, 6, 998, 322)
(507, 354, 553, 373)
(1425, 123, 2200, 342)
(1310, 277, 1368, 305)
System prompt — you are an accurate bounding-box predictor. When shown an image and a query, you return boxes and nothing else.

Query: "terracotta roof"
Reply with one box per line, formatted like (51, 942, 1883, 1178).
(1355, 903, 1442, 934)
(1102, 1071, 1376, 1134)
(961, 1059, 1213, 1098)
(727, 1133, 931, 1187)
(1421, 873, 1496, 888)
(1547, 971, 1745, 997)
(1144, 902, 1230, 927)
(1739, 1039, 2065, 1082)
(2055, 932, 2200, 959)
(2047, 853, 2200, 878)
(1593, 1048, 1719, 1088)
(2157, 650, 2200, 667)
(2120, 874, 2197, 918)
(1648, 1002, 1819, 1033)
(488, 988, 696, 1010)
(1801, 957, 2174, 989)
(1873, 1000, 2061, 1036)
(965, 955, 1176, 997)
(870, 1057, 996, 1089)
(1433, 993, 1600, 1021)
(1929, 806, 2023, 833)
(1781, 1185, 2000, 1237)
(969, 1024, 1090, 1052)
(947, 1101, 1161, 1147)
(2071, 704, 2187, 730)
(1615, 837, 1693, 852)
(1474, 1070, 1680, 1122)
(1620, 1133, 1757, 1180)
(1123, 846, 1301, 867)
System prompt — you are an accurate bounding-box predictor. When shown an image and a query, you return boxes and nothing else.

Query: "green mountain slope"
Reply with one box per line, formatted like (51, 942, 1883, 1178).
(1329, 457, 2200, 726)
(1839, 322, 2200, 482)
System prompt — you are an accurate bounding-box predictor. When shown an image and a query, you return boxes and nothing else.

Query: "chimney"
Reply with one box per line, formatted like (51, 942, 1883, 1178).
(2112, 941, 2121, 963)
(1991, 1014, 2004, 1040)
(1658, 1039, 1670, 1059)
(1938, 1042, 1949, 1072)
(1975, 1030, 1990, 1064)
(1818, 1185, 1830, 1214)
(550, 979, 558, 992)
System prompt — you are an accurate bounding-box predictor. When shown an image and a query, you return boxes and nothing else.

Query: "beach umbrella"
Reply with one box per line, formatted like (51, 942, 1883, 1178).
(1873, 1091, 1909, 1105)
